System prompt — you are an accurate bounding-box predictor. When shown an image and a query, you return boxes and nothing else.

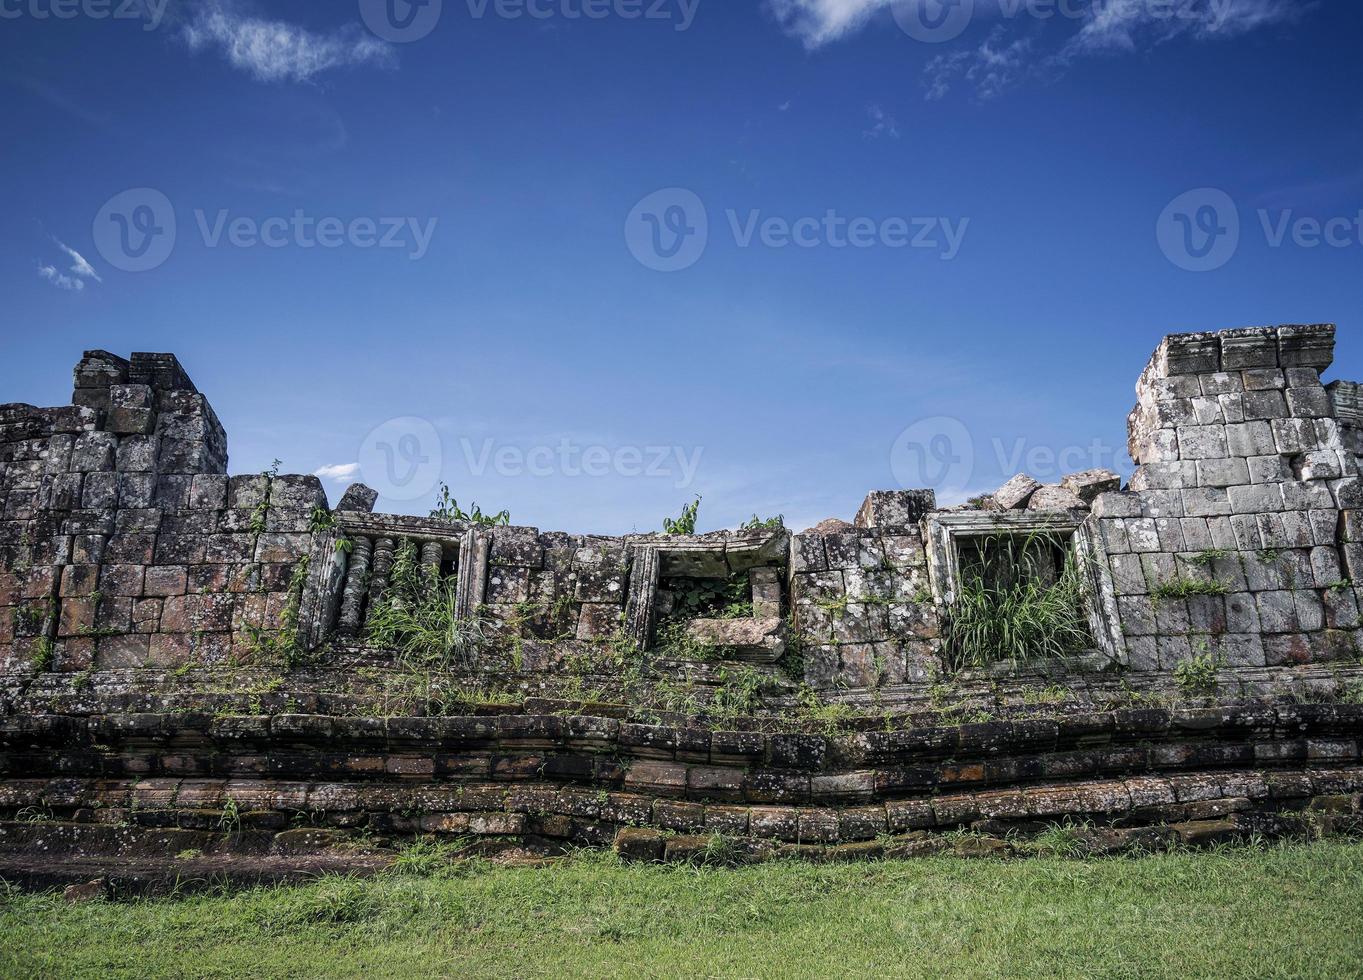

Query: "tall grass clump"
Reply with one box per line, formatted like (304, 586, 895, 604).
(364, 539, 485, 671)
(944, 532, 1091, 671)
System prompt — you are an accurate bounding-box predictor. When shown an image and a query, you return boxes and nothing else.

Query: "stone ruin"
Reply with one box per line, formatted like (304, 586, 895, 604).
(1, 324, 1361, 886)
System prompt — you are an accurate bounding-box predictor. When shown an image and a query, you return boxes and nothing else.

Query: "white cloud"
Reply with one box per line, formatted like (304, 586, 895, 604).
(767, 0, 888, 48)
(38, 265, 84, 291)
(926, 29, 1032, 101)
(37, 238, 101, 291)
(1065, 0, 1301, 56)
(767, 0, 1302, 100)
(55, 239, 101, 283)
(315, 462, 361, 482)
(863, 103, 901, 138)
(181, 0, 395, 83)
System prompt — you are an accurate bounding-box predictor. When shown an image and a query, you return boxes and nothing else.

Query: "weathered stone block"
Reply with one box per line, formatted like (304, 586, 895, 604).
(994, 473, 1041, 510)
(854, 489, 936, 529)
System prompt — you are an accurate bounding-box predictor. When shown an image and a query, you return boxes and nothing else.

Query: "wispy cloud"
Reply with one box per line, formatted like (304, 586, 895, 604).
(1065, 0, 1303, 55)
(38, 265, 85, 291)
(315, 462, 361, 482)
(926, 28, 1032, 101)
(768, 0, 1303, 100)
(767, 0, 888, 48)
(862, 103, 900, 139)
(180, 0, 395, 83)
(37, 238, 101, 292)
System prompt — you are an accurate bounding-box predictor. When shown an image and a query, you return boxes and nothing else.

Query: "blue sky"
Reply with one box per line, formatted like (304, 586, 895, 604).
(2, 0, 1359, 533)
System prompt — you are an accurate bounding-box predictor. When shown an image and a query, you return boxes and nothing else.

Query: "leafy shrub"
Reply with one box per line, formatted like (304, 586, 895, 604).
(663, 496, 702, 535)
(1175, 649, 1221, 696)
(740, 514, 785, 531)
(430, 483, 510, 527)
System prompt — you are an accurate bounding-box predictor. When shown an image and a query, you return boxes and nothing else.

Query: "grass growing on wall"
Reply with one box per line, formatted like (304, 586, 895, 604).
(2, 842, 1361, 978)
(363, 540, 484, 671)
(944, 532, 1091, 671)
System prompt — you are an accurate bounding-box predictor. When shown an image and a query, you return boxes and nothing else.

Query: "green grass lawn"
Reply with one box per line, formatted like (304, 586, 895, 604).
(2, 842, 1361, 978)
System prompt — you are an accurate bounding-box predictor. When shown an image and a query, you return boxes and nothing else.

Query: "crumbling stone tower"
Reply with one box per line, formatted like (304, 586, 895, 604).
(1103, 324, 1361, 669)
(0, 351, 323, 674)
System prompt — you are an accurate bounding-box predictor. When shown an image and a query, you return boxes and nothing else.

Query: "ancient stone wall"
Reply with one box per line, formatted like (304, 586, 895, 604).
(2, 328, 1361, 697)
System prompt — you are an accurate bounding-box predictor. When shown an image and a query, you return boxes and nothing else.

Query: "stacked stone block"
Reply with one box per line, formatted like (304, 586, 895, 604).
(0, 351, 322, 674)
(791, 492, 942, 689)
(1105, 325, 1362, 671)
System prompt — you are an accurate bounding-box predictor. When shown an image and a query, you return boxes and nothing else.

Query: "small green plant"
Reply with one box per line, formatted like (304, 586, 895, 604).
(430, 483, 510, 527)
(709, 666, 766, 718)
(655, 620, 721, 662)
(1326, 580, 1354, 593)
(29, 637, 54, 673)
(1152, 578, 1230, 601)
(1256, 549, 1282, 565)
(1189, 549, 1230, 567)
(795, 685, 856, 733)
(218, 798, 242, 834)
(309, 506, 336, 532)
(663, 495, 702, 536)
(740, 514, 785, 531)
(1174, 648, 1222, 696)
(243, 555, 312, 668)
(1030, 820, 1093, 858)
(249, 459, 282, 537)
(391, 838, 471, 876)
(815, 594, 851, 619)
(698, 833, 742, 867)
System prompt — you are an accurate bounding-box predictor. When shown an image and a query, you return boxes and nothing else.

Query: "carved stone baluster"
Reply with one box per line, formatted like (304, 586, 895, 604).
(337, 536, 373, 636)
(368, 537, 395, 611)
(625, 546, 661, 651)
(421, 540, 444, 586)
